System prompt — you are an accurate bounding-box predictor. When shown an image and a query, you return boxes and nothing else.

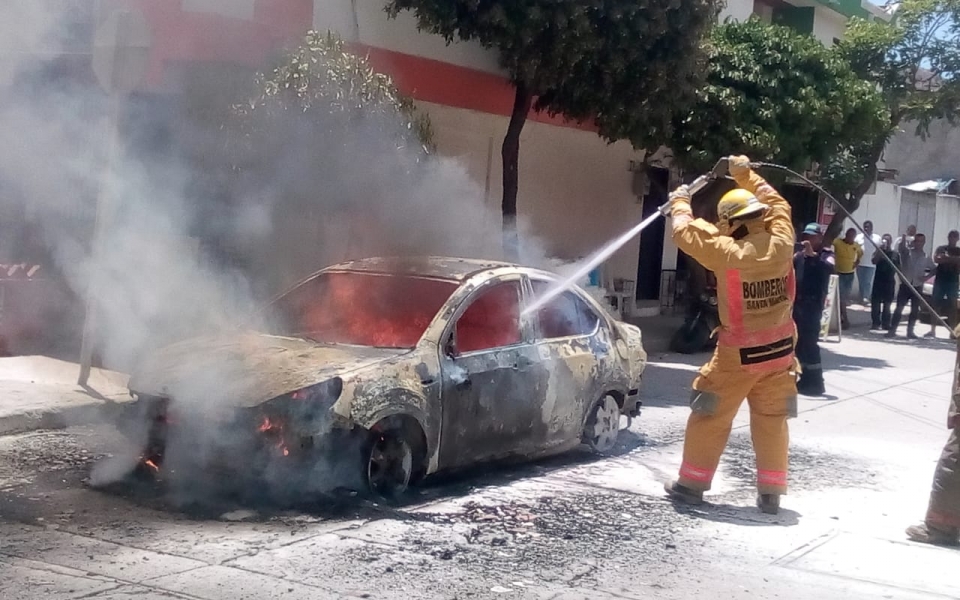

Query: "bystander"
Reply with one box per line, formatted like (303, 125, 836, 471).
(871, 233, 899, 331)
(833, 228, 862, 329)
(856, 220, 881, 304)
(888, 233, 935, 339)
(928, 230, 960, 338)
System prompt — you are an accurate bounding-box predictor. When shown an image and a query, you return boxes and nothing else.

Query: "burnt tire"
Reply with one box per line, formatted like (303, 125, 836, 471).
(583, 395, 621, 454)
(364, 429, 415, 499)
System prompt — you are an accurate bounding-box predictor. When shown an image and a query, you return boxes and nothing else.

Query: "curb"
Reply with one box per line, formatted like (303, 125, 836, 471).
(0, 396, 133, 437)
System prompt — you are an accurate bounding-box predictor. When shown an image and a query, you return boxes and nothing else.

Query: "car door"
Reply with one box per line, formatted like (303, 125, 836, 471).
(438, 277, 546, 469)
(528, 279, 609, 445)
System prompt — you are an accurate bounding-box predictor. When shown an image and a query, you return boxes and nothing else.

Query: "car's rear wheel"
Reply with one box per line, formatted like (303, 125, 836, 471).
(365, 429, 414, 498)
(583, 394, 621, 453)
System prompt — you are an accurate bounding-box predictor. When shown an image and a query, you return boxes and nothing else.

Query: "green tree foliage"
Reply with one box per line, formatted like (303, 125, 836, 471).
(234, 31, 434, 159)
(385, 0, 720, 255)
(224, 31, 438, 291)
(669, 19, 888, 181)
(822, 0, 960, 241)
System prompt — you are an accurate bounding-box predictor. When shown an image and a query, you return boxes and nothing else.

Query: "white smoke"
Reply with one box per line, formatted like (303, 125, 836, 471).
(1, 3, 578, 501)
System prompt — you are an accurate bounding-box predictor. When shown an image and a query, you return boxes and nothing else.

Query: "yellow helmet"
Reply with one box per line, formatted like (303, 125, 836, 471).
(717, 188, 766, 225)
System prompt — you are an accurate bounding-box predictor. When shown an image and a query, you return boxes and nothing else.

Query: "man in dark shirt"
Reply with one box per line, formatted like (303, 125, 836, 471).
(793, 223, 835, 396)
(929, 230, 960, 338)
(871, 233, 900, 331)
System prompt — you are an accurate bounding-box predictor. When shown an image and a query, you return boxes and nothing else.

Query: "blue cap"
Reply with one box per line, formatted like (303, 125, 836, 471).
(803, 223, 822, 235)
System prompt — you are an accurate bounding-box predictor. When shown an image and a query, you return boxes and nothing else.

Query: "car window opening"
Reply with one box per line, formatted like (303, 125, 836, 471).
(455, 281, 523, 353)
(531, 281, 600, 339)
(270, 271, 458, 348)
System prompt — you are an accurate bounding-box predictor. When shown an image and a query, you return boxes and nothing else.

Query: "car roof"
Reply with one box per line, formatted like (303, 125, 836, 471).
(322, 256, 520, 281)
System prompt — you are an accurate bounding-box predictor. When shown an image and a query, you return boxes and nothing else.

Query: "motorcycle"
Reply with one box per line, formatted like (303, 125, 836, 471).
(669, 272, 720, 354)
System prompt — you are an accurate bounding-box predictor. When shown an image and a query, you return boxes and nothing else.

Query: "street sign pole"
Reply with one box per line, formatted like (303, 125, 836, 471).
(77, 94, 122, 386)
(78, 8, 151, 386)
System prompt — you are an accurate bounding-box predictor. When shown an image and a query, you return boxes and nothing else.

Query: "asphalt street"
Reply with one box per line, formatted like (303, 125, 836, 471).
(1, 312, 958, 599)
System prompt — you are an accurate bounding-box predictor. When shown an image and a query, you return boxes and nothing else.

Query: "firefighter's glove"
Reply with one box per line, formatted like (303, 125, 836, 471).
(728, 155, 752, 179)
(661, 185, 691, 217)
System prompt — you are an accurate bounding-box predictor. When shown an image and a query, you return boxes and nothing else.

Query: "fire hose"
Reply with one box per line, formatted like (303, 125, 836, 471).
(660, 158, 956, 339)
(528, 157, 955, 339)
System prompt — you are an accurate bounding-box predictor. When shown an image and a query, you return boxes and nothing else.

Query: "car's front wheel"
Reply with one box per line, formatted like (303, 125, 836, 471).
(364, 429, 415, 498)
(583, 394, 621, 453)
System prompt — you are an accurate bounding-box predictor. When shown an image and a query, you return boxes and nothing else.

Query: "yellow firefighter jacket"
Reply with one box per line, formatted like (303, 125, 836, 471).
(671, 169, 797, 373)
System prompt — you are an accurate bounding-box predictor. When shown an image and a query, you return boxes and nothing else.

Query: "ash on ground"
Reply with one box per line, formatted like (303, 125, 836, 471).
(401, 492, 698, 586)
(721, 432, 880, 493)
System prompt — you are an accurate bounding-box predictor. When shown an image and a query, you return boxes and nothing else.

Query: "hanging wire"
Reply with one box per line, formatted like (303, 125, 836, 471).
(751, 161, 957, 339)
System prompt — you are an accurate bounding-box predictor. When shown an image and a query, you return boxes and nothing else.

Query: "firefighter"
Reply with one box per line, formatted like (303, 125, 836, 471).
(793, 223, 835, 396)
(662, 156, 797, 515)
(906, 327, 960, 546)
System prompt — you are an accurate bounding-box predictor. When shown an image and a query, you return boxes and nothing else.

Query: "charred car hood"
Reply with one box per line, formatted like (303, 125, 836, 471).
(128, 333, 408, 408)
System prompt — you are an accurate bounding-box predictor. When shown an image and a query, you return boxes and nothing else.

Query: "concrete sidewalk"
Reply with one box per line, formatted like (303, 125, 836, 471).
(0, 356, 131, 436)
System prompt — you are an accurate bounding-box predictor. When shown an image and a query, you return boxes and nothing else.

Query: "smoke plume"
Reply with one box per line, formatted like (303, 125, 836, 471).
(1, 3, 576, 503)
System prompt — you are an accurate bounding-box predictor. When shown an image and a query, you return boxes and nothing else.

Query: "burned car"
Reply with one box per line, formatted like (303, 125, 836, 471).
(126, 257, 647, 497)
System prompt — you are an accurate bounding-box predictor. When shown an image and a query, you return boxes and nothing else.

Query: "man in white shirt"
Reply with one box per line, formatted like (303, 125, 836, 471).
(855, 220, 882, 303)
(894, 224, 917, 252)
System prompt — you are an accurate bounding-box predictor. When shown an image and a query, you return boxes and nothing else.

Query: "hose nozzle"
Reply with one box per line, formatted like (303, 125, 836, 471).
(659, 157, 734, 215)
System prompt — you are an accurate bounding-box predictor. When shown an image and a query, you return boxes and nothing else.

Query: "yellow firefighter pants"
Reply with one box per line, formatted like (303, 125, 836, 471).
(677, 349, 798, 495)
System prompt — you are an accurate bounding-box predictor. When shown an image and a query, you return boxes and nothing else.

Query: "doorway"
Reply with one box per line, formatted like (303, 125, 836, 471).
(636, 167, 668, 301)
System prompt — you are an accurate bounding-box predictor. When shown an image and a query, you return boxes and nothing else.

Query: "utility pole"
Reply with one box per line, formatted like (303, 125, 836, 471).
(78, 8, 151, 385)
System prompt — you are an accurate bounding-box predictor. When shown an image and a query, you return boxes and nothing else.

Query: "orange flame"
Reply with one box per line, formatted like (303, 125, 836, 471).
(257, 415, 292, 458)
(143, 459, 160, 472)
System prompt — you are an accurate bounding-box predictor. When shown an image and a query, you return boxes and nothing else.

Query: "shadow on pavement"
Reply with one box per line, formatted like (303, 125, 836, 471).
(638, 356, 702, 409)
(670, 501, 801, 527)
(820, 346, 890, 371)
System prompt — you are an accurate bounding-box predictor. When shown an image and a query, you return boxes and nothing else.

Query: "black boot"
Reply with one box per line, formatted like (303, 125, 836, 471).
(758, 494, 780, 515)
(906, 523, 960, 547)
(664, 480, 704, 505)
(797, 369, 825, 396)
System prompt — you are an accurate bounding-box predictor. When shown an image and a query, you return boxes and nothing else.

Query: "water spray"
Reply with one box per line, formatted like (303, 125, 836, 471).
(522, 158, 733, 317)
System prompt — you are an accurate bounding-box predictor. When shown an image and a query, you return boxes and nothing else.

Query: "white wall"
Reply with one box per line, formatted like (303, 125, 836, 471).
(851, 181, 901, 240)
(720, 0, 756, 22)
(419, 102, 645, 287)
(811, 6, 847, 46)
(313, 0, 502, 74)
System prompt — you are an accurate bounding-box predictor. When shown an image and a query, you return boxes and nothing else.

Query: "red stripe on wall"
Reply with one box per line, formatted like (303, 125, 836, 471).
(358, 46, 599, 133)
(121, 0, 596, 133)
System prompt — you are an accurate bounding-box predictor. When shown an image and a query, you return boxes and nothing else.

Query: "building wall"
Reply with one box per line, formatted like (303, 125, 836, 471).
(310, 1, 649, 289)
(811, 6, 847, 45)
(720, 0, 756, 22)
(420, 101, 645, 289)
(851, 182, 901, 240)
(313, 0, 501, 74)
(884, 120, 960, 184)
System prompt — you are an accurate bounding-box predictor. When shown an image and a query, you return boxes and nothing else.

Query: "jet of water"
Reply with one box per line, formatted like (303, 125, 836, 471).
(523, 209, 665, 318)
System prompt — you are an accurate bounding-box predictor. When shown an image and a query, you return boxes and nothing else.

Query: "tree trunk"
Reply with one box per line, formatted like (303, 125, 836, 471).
(822, 134, 892, 246)
(501, 82, 533, 260)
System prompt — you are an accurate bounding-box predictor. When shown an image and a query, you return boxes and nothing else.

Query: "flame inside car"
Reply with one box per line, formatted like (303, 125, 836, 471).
(272, 271, 457, 348)
(257, 415, 292, 457)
